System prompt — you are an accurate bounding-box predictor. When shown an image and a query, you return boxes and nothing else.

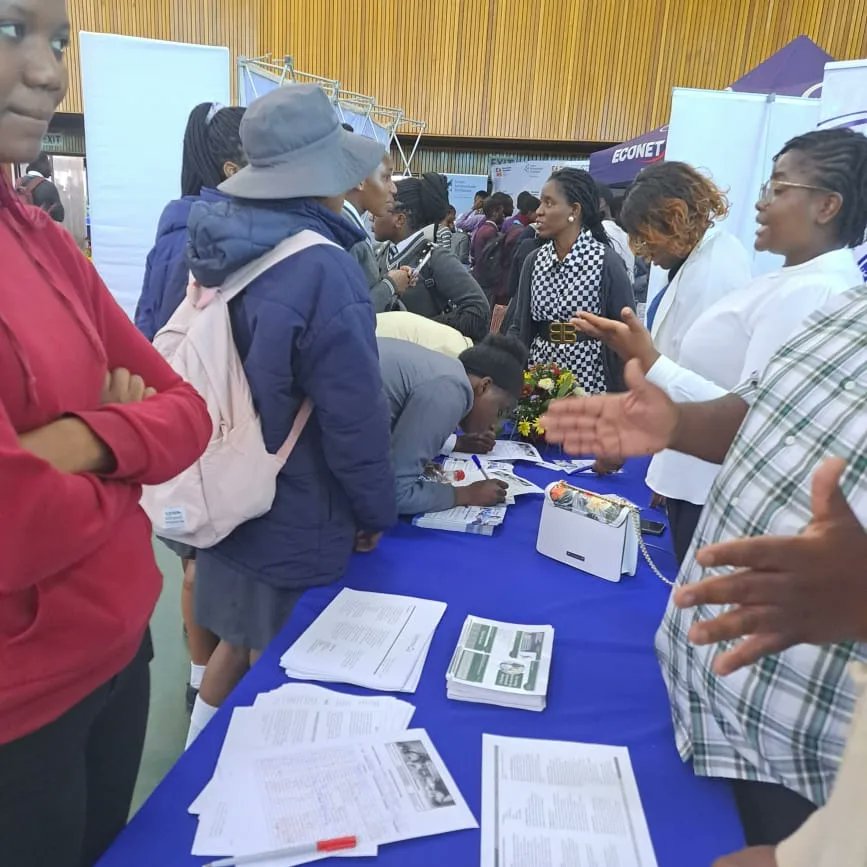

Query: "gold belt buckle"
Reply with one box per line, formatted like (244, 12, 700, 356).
(549, 321, 577, 344)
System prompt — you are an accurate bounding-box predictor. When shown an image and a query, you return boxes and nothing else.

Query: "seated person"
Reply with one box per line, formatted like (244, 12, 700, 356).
(378, 334, 527, 515)
(374, 174, 491, 343)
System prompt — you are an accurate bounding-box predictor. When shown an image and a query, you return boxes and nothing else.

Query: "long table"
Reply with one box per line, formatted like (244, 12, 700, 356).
(99, 457, 745, 866)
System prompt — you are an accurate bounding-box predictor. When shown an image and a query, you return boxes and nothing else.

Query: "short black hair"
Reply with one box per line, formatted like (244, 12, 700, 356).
(460, 334, 529, 400)
(516, 191, 540, 215)
(27, 152, 52, 177)
(775, 127, 867, 248)
(474, 189, 488, 199)
(181, 103, 246, 197)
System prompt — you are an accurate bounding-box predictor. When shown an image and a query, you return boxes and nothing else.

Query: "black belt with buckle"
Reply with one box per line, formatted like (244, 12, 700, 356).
(533, 320, 591, 344)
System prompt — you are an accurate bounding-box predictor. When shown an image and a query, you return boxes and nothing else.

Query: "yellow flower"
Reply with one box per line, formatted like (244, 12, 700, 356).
(533, 420, 545, 435)
(523, 371, 533, 383)
(537, 377, 555, 392)
(557, 372, 573, 388)
(517, 420, 532, 437)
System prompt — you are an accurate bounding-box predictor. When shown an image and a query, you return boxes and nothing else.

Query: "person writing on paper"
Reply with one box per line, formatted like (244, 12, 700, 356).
(184, 85, 396, 746)
(0, 2, 212, 863)
(506, 168, 634, 392)
(374, 175, 491, 342)
(573, 131, 865, 562)
(671, 458, 867, 867)
(541, 279, 867, 846)
(342, 153, 415, 312)
(379, 334, 528, 515)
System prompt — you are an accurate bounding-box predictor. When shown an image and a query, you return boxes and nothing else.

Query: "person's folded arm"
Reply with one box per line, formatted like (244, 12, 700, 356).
(67, 239, 212, 486)
(0, 404, 140, 593)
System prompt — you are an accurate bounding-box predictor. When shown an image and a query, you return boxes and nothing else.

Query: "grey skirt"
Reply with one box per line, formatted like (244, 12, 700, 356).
(194, 552, 302, 651)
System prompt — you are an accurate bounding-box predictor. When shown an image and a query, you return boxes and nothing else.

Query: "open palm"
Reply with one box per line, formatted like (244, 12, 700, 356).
(541, 360, 678, 459)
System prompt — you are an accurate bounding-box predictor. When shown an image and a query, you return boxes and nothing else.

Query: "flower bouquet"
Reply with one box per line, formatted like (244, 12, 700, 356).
(513, 363, 584, 441)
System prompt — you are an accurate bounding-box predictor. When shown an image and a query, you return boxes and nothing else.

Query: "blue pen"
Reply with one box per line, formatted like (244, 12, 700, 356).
(472, 454, 492, 480)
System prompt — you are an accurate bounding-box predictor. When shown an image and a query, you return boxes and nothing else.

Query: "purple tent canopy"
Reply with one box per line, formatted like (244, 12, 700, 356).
(589, 36, 833, 186)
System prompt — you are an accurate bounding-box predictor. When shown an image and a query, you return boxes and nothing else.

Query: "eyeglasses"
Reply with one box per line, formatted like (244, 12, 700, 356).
(758, 179, 837, 205)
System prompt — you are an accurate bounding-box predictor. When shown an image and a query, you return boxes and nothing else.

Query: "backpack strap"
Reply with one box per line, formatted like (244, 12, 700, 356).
(274, 397, 313, 466)
(219, 229, 338, 304)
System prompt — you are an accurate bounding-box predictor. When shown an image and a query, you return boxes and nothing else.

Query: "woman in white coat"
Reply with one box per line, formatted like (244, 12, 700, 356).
(576, 130, 866, 563)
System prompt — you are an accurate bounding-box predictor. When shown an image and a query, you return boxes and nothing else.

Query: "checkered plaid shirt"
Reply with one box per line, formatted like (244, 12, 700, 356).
(655, 285, 867, 806)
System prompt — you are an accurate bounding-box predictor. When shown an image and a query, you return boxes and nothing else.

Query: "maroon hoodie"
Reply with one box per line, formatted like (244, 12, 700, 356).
(0, 177, 210, 743)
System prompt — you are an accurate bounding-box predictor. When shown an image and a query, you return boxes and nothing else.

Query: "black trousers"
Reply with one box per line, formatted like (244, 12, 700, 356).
(665, 497, 704, 566)
(0, 634, 151, 867)
(731, 779, 818, 847)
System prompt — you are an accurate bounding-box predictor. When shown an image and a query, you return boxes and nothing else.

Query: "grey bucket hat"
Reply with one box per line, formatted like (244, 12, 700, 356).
(219, 84, 385, 200)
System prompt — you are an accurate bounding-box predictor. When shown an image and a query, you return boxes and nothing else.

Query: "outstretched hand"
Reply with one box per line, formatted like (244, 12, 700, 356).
(540, 359, 678, 459)
(675, 458, 867, 675)
(572, 307, 660, 372)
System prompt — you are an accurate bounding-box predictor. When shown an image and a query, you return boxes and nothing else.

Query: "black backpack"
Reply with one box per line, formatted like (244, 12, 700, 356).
(474, 233, 506, 289)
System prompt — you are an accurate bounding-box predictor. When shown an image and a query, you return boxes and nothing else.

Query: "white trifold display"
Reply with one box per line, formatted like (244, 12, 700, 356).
(446, 615, 554, 711)
(279, 588, 446, 692)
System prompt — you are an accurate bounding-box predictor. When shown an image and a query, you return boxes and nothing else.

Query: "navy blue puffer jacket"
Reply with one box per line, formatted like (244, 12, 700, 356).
(186, 196, 397, 589)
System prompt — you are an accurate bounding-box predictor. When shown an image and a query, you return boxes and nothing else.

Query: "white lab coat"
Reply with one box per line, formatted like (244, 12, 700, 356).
(646, 247, 864, 504)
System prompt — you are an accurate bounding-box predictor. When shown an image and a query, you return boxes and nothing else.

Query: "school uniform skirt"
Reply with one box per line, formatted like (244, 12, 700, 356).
(193, 550, 302, 651)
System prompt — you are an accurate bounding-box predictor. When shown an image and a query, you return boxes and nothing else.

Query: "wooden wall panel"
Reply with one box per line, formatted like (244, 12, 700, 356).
(60, 0, 867, 142)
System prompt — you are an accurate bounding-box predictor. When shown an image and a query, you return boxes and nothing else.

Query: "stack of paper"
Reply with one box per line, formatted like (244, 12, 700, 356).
(536, 457, 624, 475)
(412, 504, 508, 536)
(481, 735, 658, 867)
(446, 615, 554, 711)
(191, 685, 477, 865)
(279, 588, 446, 692)
(451, 439, 544, 464)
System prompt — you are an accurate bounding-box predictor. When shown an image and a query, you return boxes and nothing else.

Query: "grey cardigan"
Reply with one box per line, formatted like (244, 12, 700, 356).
(376, 230, 491, 343)
(348, 238, 400, 313)
(506, 244, 635, 392)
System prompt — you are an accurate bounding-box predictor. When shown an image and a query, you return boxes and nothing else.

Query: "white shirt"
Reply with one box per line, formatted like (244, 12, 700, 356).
(602, 220, 635, 282)
(651, 229, 752, 362)
(646, 247, 864, 504)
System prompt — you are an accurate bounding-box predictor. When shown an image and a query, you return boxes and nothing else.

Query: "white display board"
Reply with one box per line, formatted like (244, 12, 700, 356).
(819, 59, 867, 279)
(80, 33, 231, 317)
(490, 159, 589, 202)
(444, 174, 488, 214)
(660, 88, 820, 297)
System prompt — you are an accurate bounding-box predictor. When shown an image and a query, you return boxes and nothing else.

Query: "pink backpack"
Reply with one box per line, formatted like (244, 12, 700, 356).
(141, 230, 335, 548)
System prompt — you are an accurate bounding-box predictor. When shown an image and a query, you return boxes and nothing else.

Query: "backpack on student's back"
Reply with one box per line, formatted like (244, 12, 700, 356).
(450, 230, 470, 266)
(474, 232, 506, 290)
(140, 229, 335, 549)
(15, 175, 62, 220)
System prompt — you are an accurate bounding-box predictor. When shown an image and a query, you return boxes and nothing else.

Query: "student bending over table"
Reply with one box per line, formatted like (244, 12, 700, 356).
(378, 334, 528, 515)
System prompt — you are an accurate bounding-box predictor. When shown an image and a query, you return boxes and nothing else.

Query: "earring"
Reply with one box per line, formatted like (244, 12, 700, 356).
(568, 215, 575, 223)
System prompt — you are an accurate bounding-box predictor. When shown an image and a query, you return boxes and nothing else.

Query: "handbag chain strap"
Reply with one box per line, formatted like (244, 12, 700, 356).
(599, 494, 676, 588)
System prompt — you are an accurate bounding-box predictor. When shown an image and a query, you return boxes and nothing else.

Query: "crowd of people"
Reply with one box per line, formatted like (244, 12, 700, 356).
(1, 1, 866, 866)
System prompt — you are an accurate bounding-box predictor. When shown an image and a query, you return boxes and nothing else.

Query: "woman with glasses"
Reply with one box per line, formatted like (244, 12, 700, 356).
(573, 128, 867, 563)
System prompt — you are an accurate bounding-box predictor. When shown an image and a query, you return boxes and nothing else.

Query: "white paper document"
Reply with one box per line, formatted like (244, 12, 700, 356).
(481, 735, 658, 867)
(443, 458, 545, 505)
(451, 439, 544, 463)
(280, 588, 447, 692)
(197, 728, 476, 863)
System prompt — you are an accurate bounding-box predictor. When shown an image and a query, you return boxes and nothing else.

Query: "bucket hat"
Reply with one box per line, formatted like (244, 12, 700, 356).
(219, 84, 385, 199)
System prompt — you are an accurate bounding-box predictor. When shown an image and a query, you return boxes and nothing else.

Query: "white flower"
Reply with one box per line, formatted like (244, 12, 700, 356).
(537, 377, 555, 392)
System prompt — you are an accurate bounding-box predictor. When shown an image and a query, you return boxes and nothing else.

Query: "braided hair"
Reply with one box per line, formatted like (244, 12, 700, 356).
(548, 168, 610, 245)
(394, 173, 450, 231)
(180, 103, 246, 197)
(775, 128, 867, 248)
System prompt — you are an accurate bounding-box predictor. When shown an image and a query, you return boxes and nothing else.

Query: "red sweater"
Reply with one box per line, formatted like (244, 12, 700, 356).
(0, 179, 211, 744)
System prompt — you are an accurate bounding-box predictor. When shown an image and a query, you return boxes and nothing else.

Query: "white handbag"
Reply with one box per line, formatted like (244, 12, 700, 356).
(536, 481, 672, 585)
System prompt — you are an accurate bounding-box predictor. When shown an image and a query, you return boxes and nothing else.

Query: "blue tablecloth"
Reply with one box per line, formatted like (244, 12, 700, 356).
(99, 457, 745, 867)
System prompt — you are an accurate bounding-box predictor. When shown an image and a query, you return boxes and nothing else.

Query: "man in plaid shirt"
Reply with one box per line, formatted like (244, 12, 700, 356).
(541, 286, 867, 847)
